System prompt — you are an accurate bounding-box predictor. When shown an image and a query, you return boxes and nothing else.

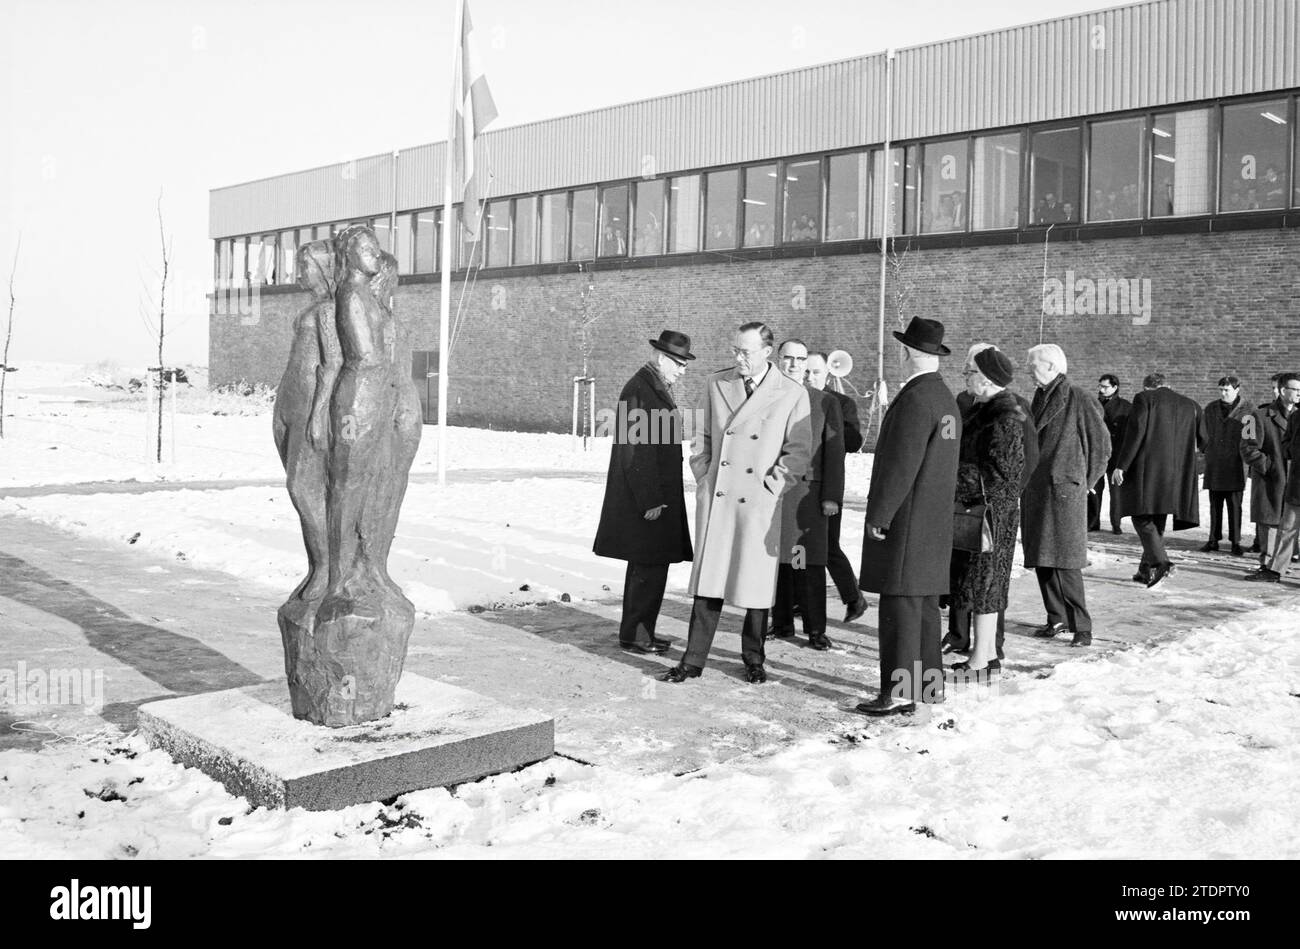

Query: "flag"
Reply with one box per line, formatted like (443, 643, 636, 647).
(452, 0, 498, 240)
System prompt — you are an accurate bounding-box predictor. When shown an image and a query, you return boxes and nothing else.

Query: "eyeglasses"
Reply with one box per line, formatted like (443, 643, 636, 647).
(780, 355, 808, 364)
(731, 347, 766, 359)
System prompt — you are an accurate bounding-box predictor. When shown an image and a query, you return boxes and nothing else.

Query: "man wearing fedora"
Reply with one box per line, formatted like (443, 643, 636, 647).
(593, 331, 695, 653)
(856, 317, 961, 716)
(661, 321, 812, 684)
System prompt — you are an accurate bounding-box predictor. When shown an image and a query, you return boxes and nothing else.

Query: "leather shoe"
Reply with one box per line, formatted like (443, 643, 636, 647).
(765, 625, 796, 640)
(620, 639, 670, 655)
(1199, 541, 1220, 553)
(1032, 622, 1067, 639)
(1132, 570, 1151, 584)
(1111, 527, 1122, 535)
(1070, 631, 1092, 647)
(1231, 544, 1245, 557)
(843, 596, 868, 624)
(808, 632, 833, 651)
(744, 663, 767, 684)
(851, 695, 916, 717)
(1146, 563, 1175, 589)
(1243, 567, 1281, 583)
(660, 663, 701, 683)
(941, 638, 970, 655)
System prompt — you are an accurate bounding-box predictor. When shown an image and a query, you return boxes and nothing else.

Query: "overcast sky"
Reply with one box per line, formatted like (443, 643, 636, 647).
(0, 0, 1134, 367)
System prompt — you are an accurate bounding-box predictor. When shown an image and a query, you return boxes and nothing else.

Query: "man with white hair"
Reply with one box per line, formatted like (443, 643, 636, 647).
(1022, 343, 1111, 647)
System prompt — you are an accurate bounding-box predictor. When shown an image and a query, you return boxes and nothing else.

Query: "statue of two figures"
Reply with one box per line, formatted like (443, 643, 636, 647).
(272, 224, 423, 727)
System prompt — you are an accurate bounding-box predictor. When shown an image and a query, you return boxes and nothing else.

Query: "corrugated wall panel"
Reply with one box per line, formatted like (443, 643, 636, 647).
(212, 0, 1298, 237)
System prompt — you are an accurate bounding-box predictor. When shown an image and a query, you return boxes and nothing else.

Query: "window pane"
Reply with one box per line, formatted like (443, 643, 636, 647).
(372, 216, 392, 254)
(232, 238, 247, 286)
(539, 193, 567, 263)
(742, 164, 776, 247)
(920, 139, 968, 233)
(1087, 118, 1144, 222)
(252, 234, 277, 285)
(457, 207, 482, 270)
(668, 175, 700, 253)
(705, 169, 738, 250)
(278, 230, 297, 285)
(971, 133, 1020, 230)
(826, 152, 867, 241)
(394, 214, 412, 273)
(902, 145, 920, 234)
(782, 159, 821, 243)
(869, 147, 903, 238)
(634, 179, 665, 256)
(485, 199, 511, 268)
(513, 196, 536, 265)
(413, 210, 437, 273)
(599, 184, 629, 257)
(1220, 99, 1289, 212)
(218, 239, 232, 289)
(1030, 127, 1081, 223)
(571, 188, 596, 260)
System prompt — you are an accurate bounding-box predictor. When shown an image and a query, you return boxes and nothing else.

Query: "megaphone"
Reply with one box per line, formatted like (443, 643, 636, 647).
(827, 350, 853, 378)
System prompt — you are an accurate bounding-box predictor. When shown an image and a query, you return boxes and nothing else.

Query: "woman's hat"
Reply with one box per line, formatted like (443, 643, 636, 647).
(974, 347, 1015, 387)
(892, 317, 951, 357)
(649, 330, 696, 361)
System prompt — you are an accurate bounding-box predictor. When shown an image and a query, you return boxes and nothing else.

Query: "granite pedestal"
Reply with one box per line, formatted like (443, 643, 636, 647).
(137, 675, 554, 811)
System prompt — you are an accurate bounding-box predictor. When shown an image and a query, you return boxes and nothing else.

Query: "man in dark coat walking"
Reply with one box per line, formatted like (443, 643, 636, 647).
(945, 343, 1038, 664)
(1089, 374, 1131, 534)
(1023, 344, 1111, 648)
(593, 331, 695, 653)
(806, 351, 868, 623)
(855, 317, 960, 716)
(1243, 373, 1300, 580)
(1199, 376, 1248, 555)
(771, 341, 845, 649)
(1112, 374, 1202, 588)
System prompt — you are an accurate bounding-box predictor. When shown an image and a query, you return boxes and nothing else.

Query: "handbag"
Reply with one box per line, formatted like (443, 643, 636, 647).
(953, 469, 994, 554)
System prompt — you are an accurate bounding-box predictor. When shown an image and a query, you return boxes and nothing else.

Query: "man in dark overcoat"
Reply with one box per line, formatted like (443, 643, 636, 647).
(807, 352, 868, 623)
(1242, 373, 1300, 579)
(1089, 374, 1131, 534)
(1022, 344, 1111, 648)
(855, 318, 960, 716)
(771, 341, 845, 650)
(1112, 374, 1202, 588)
(593, 331, 695, 653)
(945, 343, 1038, 666)
(1199, 376, 1249, 555)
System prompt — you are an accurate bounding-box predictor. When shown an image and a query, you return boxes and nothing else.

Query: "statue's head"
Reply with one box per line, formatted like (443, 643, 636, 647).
(296, 240, 336, 299)
(338, 225, 382, 277)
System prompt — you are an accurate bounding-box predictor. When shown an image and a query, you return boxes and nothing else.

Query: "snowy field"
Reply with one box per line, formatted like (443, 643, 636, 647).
(1, 364, 1297, 858)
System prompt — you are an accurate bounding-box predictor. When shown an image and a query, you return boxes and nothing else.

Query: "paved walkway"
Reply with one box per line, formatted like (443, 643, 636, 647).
(3, 492, 1297, 774)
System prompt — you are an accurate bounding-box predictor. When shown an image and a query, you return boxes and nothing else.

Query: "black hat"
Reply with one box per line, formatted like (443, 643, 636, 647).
(892, 317, 951, 357)
(974, 348, 1015, 387)
(649, 330, 695, 362)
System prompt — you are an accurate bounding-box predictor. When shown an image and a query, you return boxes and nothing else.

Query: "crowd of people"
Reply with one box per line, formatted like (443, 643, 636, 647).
(592, 321, 1297, 717)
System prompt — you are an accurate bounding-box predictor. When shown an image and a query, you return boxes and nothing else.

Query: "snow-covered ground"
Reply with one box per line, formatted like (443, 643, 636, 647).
(4, 608, 1296, 858)
(1, 364, 1296, 858)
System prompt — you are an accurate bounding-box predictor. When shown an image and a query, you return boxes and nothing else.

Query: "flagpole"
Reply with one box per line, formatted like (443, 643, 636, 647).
(437, 0, 464, 488)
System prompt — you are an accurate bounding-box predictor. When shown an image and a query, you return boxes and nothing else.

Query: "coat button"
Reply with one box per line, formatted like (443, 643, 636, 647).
(721, 461, 729, 466)
(726, 430, 734, 436)
(739, 497, 747, 503)
(716, 491, 724, 497)
(746, 467, 753, 473)
(751, 434, 759, 440)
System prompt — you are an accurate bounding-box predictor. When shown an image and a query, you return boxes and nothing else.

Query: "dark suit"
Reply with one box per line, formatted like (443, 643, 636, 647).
(860, 372, 960, 703)
(775, 388, 845, 636)
(1089, 394, 1132, 532)
(593, 364, 692, 646)
(1114, 387, 1202, 572)
(1200, 397, 1248, 546)
(824, 388, 861, 605)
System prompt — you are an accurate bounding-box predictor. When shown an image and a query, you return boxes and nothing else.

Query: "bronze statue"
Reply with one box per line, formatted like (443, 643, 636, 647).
(275, 225, 422, 727)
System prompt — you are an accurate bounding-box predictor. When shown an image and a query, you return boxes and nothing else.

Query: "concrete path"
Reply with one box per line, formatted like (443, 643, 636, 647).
(3, 496, 1297, 776)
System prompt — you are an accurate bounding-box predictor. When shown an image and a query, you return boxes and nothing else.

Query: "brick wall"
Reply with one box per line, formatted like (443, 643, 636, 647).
(211, 228, 1300, 438)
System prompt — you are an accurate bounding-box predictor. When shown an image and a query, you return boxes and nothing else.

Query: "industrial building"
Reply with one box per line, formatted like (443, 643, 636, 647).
(210, 0, 1300, 435)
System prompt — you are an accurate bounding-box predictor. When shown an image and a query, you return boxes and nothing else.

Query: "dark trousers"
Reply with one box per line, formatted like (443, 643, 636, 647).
(825, 511, 860, 605)
(1207, 490, 1243, 545)
(773, 563, 827, 636)
(1034, 566, 1091, 633)
(946, 604, 1006, 660)
(619, 561, 670, 645)
(877, 594, 943, 704)
(1088, 472, 1123, 532)
(683, 596, 767, 670)
(1132, 513, 1169, 570)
